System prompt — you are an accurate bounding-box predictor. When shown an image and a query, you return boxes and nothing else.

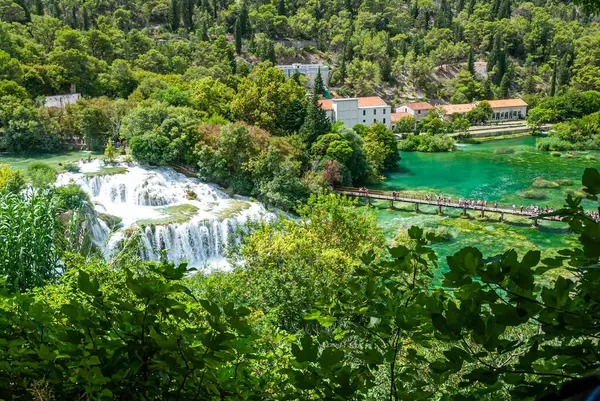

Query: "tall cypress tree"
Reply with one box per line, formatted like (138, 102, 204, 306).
(171, 0, 180, 30)
(467, 48, 475, 75)
(550, 64, 557, 96)
(277, 0, 286, 16)
(34, 0, 44, 15)
(467, 0, 476, 15)
(234, 17, 242, 54)
(499, 73, 510, 98)
(239, 1, 250, 38)
(299, 90, 331, 146)
(314, 67, 325, 96)
(82, 5, 90, 30)
(182, 0, 194, 31)
(498, 0, 511, 19)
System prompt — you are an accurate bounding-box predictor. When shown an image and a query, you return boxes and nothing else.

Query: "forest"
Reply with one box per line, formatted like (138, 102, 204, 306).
(1, 0, 600, 399)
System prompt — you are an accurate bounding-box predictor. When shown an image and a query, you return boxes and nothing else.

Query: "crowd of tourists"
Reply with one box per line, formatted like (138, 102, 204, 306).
(586, 210, 600, 222)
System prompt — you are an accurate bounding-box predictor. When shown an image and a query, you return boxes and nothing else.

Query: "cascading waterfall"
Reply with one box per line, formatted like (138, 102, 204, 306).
(56, 160, 272, 270)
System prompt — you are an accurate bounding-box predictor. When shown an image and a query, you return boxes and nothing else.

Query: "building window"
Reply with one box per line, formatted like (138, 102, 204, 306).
(383, 118, 386, 124)
(363, 110, 366, 116)
(373, 119, 376, 124)
(418, 110, 421, 114)
(383, 109, 386, 114)
(363, 120, 366, 123)
(374, 109, 377, 115)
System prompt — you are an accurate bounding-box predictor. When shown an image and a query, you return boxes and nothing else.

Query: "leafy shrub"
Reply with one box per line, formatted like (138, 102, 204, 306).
(398, 134, 455, 152)
(556, 178, 572, 186)
(63, 163, 81, 173)
(550, 151, 561, 157)
(531, 178, 559, 188)
(0, 164, 26, 193)
(517, 189, 547, 199)
(54, 184, 90, 211)
(26, 162, 57, 187)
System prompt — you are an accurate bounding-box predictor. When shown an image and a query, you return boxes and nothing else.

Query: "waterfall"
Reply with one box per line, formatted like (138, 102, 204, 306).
(56, 161, 272, 270)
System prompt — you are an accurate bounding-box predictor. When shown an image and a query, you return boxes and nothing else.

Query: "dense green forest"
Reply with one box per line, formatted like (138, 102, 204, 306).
(2, 1, 600, 399)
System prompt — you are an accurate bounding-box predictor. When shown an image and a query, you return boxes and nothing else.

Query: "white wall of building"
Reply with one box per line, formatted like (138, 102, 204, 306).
(278, 64, 330, 87)
(491, 106, 527, 121)
(358, 106, 392, 128)
(397, 105, 429, 121)
(333, 99, 360, 128)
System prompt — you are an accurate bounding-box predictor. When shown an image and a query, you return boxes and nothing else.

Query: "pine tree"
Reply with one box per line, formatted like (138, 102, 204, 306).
(314, 67, 325, 96)
(550, 64, 557, 96)
(490, 0, 501, 19)
(82, 5, 90, 30)
(524, 65, 537, 94)
(467, 0, 476, 15)
(34, 0, 44, 15)
(182, 0, 194, 31)
(483, 78, 494, 99)
(239, 1, 250, 38)
(277, 0, 286, 16)
(299, 91, 331, 146)
(171, 0, 180, 30)
(467, 48, 475, 75)
(557, 55, 571, 88)
(292, 70, 301, 84)
(234, 17, 242, 54)
(498, 0, 511, 19)
(499, 73, 510, 98)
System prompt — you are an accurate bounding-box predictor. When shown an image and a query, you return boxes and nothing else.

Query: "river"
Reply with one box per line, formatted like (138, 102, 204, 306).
(370, 136, 599, 267)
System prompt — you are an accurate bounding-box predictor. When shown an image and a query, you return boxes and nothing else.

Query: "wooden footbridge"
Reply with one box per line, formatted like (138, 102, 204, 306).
(334, 187, 565, 226)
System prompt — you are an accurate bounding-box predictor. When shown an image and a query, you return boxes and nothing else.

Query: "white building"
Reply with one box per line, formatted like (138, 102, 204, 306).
(440, 99, 528, 122)
(396, 102, 434, 121)
(487, 99, 528, 121)
(318, 97, 392, 129)
(277, 63, 330, 88)
(44, 93, 82, 109)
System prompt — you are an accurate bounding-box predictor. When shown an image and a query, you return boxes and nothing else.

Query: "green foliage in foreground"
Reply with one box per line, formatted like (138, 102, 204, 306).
(0, 190, 62, 292)
(0, 170, 599, 400)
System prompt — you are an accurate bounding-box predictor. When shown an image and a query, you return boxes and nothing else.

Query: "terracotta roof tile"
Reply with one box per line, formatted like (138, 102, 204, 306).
(406, 102, 434, 110)
(443, 103, 475, 115)
(485, 99, 528, 108)
(357, 96, 387, 107)
(391, 112, 410, 122)
(318, 99, 333, 110)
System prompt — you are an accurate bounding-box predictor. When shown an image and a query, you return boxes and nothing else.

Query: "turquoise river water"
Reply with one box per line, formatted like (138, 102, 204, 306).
(369, 136, 599, 266)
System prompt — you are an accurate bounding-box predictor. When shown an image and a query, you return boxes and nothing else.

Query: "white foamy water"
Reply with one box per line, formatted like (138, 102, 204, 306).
(56, 161, 272, 271)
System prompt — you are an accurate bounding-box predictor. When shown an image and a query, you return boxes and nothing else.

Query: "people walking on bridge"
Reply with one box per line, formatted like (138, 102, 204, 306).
(494, 201, 498, 209)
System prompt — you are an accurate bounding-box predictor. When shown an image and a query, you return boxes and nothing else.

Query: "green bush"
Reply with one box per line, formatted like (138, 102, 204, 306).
(550, 151, 562, 157)
(54, 184, 91, 211)
(63, 163, 81, 173)
(0, 164, 26, 193)
(517, 189, 547, 199)
(398, 134, 455, 152)
(494, 148, 515, 154)
(556, 178, 573, 186)
(26, 162, 57, 187)
(531, 178, 559, 188)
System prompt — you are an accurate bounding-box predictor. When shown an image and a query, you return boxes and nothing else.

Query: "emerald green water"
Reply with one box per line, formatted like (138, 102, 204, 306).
(370, 136, 599, 266)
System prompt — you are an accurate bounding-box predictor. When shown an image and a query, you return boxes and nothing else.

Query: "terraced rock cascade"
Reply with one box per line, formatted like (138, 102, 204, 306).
(56, 160, 271, 270)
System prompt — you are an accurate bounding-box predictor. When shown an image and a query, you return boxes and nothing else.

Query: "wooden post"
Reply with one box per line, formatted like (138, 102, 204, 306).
(414, 203, 419, 213)
(463, 207, 467, 216)
(480, 209, 485, 218)
(438, 205, 442, 215)
(500, 212, 504, 222)
(532, 218, 538, 228)
(389, 200, 394, 210)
